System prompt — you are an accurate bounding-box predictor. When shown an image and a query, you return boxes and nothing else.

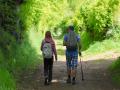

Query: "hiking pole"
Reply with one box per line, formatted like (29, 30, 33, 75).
(80, 55, 84, 81)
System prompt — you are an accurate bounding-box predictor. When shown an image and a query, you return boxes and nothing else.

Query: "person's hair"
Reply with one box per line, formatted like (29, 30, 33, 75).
(45, 31, 52, 38)
(68, 25, 74, 31)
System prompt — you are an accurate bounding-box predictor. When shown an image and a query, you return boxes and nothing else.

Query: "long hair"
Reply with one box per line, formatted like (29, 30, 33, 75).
(45, 31, 52, 39)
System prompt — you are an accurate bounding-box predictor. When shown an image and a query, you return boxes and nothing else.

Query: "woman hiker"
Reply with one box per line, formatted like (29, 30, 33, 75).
(41, 31, 57, 85)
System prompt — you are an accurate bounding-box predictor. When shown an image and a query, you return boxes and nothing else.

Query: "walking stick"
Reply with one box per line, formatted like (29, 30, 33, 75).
(80, 56, 84, 81)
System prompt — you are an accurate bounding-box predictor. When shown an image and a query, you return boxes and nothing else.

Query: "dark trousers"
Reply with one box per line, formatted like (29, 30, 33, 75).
(44, 57, 53, 82)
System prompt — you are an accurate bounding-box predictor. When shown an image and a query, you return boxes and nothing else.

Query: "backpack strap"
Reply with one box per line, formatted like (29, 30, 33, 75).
(43, 39, 52, 50)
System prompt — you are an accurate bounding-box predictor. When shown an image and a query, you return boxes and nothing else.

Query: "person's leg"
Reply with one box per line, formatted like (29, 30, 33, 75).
(48, 57, 53, 83)
(66, 53, 72, 83)
(71, 60, 77, 80)
(66, 67, 71, 83)
(44, 58, 49, 85)
(71, 53, 78, 85)
(71, 68, 77, 77)
(67, 68, 71, 78)
(71, 68, 77, 84)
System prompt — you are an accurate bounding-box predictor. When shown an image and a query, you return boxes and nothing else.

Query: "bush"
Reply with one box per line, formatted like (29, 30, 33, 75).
(0, 49, 4, 66)
(12, 36, 40, 71)
(80, 0, 120, 40)
(80, 31, 92, 50)
(5, 34, 40, 73)
(0, 69, 16, 90)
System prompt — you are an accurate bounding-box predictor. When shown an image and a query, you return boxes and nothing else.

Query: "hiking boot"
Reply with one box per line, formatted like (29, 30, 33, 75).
(44, 78, 49, 85)
(66, 78, 71, 84)
(48, 78, 52, 83)
(72, 79, 76, 85)
(48, 80, 52, 85)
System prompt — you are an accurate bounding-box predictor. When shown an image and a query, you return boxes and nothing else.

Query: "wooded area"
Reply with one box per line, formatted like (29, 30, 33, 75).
(0, 0, 120, 89)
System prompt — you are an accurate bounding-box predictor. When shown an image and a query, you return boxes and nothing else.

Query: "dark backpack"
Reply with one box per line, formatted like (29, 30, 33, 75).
(67, 31, 78, 51)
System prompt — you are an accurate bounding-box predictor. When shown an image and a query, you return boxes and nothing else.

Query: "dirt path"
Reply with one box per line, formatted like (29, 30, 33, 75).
(17, 51, 120, 90)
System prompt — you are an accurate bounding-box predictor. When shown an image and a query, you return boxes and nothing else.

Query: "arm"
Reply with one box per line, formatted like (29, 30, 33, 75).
(78, 41, 82, 56)
(40, 40, 44, 51)
(63, 41, 67, 46)
(53, 41, 57, 61)
(63, 35, 67, 46)
(77, 36, 82, 56)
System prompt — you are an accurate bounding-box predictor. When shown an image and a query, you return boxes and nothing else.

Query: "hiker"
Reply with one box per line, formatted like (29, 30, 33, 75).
(41, 31, 57, 85)
(63, 26, 81, 85)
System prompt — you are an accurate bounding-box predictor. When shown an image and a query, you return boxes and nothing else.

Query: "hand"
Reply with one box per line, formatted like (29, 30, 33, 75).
(79, 52, 82, 56)
(55, 56, 58, 61)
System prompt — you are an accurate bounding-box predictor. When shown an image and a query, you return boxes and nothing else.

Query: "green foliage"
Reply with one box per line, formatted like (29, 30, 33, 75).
(20, 0, 120, 41)
(28, 27, 43, 54)
(19, 0, 120, 53)
(0, 1, 18, 89)
(20, 0, 71, 32)
(0, 34, 39, 71)
(0, 0, 120, 89)
(80, 31, 92, 50)
(0, 49, 4, 68)
(11, 37, 39, 72)
(0, 69, 16, 90)
(79, 0, 120, 40)
(0, 33, 40, 89)
(0, 0, 41, 90)
(110, 26, 120, 40)
(110, 57, 120, 85)
(83, 39, 120, 56)
(0, 0, 17, 48)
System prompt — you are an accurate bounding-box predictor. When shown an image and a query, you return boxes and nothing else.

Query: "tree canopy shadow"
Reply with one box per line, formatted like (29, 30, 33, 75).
(17, 56, 120, 90)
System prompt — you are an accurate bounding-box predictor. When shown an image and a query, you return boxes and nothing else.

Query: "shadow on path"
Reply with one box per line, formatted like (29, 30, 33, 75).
(17, 56, 120, 90)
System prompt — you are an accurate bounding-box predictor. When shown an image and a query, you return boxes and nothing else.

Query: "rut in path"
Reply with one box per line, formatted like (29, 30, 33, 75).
(17, 51, 120, 90)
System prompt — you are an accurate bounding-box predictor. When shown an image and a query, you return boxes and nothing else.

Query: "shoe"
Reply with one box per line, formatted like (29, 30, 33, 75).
(66, 78, 71, 84)
(44, 78, 49, 85)
(48, 78, 52, 83)
(48, 81, 51, 85)
(48, 80, 52, 85)
(72, 79, 76, 85)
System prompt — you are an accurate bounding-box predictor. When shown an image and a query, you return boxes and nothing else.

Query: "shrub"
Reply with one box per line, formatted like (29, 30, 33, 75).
(0, 69, 16, 90)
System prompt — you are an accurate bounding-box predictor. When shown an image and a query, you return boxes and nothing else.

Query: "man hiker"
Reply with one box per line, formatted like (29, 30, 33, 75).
(63, 26, 81, 85)
(41, 31, 57, 85)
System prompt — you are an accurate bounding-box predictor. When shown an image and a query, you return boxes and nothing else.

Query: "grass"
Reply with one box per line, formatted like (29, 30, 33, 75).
(1, 25, 120, 90)
(83, 39, 120, 56)
(0, 69, 16, 90)
(54, 33, 120, 58)
(110, 57, 120, 85)
(53, 32, 120, 57)
(54, 37, 66, 56)
(0, 31, 43, 90)
(77, 32, 120, 86)
(13, 39, 41, 71)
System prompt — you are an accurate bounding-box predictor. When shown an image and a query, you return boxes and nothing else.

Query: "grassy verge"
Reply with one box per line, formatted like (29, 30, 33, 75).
(55, 37, 120, 57)
(81, 32, 120, 85)
(110, 57, 120, 85)
(83, 39, 120, 56)
(0, 32, 42, 90)
(0, 69, 16, 90)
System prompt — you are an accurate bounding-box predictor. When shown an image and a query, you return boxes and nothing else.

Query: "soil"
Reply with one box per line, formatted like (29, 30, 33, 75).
(17, 51, 120, 90)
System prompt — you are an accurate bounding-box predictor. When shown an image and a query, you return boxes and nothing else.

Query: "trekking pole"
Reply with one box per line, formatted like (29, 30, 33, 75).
(80, 56, 84, 81)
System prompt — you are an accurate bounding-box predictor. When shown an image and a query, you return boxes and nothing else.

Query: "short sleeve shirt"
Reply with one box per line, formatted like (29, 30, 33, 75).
(63, 33, 80, 53)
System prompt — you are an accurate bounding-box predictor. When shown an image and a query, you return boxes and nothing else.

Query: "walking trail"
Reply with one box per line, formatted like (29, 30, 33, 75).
(17, 40, 120, 90)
